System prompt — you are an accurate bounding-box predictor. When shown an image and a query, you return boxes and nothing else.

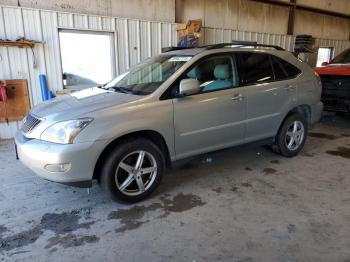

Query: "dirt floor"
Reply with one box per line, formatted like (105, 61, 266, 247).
(0, 113, 350, 262)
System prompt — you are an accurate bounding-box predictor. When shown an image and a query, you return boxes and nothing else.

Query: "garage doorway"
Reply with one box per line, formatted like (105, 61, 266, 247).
(59, 30, 115, 90)
(316, 47, 334, 67)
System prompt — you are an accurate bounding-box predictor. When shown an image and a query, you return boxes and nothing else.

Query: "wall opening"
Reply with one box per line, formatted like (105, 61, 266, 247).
(59, 30, 115, 90)
(316, 47, 334, 67)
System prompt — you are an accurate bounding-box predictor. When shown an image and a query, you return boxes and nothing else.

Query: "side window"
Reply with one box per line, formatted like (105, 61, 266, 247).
(237, 53, 274, 85)
(271, 56, 289, 81)
(186, 55, 239, 93)
(277, 58, 301, 78)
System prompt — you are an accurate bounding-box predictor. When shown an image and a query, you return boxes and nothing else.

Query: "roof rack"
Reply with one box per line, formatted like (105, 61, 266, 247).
(161, 41, 284, 53)
(206, 42, 285, 51)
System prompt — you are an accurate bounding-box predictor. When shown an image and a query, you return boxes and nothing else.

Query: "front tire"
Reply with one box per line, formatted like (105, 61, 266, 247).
(274, 113, 308, 157)
(100, 138, 165, 203)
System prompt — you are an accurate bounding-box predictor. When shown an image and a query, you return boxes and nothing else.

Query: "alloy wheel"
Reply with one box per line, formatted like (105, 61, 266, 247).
(115, 150, 158, 196)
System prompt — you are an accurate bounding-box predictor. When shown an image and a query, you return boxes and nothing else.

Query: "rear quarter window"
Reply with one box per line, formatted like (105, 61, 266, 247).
(276, 57, 301, 78)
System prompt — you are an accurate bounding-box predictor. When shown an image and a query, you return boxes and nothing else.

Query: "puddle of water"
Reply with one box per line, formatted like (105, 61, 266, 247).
(0, 211, 96, 253)
(326, 147, 350, 159)
(308, 132, 337, 140)
(45, 234, 99, 249)
(108, 193, 205, 233)
(40, 212, 94, 235)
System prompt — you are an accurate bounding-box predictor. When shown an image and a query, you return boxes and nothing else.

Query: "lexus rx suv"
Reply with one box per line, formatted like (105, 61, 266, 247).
(15, 43, 323, 202)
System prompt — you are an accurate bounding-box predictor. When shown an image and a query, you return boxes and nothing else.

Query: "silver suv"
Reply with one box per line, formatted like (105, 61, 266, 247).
(15, 43, 323, 202)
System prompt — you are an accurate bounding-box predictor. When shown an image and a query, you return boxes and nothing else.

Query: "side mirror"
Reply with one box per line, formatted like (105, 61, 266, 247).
(179, 79, 200, 96)
(321, 61, 329, 66)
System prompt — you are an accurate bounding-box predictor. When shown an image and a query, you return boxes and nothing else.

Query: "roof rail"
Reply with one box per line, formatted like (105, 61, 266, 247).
(206, 42, 285, 51)
(161, 46, 198, 53)
(161, 41, 285, 53)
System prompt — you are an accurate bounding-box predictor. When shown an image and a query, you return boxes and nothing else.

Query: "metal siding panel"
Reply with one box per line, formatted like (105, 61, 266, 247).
(0, 6, 11, 79)
(88, 16, 101, 30)
(102, 17, 114, 32)
(73, 14, 88, 29)
(57, 12, 73, 28)
(150, 22, 160, 56)
(40, 11, 62, 95)
(22, 9, 46, 107)
(115, 18, 128, 73)
(128, 20, 138, 67)
(140, 21, 151, 61)
(0, 121, 21, 139)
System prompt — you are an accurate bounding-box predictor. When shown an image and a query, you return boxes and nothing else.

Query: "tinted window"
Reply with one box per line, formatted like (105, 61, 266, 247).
(277, 58, 301, 78)
(163, 54, 239, 98)
(331, 48, 350, 64)
(271, 56, 289, 81)
(186, 55, 238, 93)
(237, 53, 274, 85)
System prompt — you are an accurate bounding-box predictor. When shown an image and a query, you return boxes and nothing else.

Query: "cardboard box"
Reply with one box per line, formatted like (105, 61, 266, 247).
(177, 19, 202, 47)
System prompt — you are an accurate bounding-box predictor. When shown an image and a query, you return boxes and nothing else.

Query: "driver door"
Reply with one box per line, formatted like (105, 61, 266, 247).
(172, 54, 247, 159)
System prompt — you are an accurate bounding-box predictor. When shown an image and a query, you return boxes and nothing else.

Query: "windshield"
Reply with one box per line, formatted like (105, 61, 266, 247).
(331, 49, 350, 64)
(103, 55, 192, 95)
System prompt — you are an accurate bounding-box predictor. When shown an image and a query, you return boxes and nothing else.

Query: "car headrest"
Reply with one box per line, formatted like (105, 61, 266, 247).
(214, 64, 230, 80)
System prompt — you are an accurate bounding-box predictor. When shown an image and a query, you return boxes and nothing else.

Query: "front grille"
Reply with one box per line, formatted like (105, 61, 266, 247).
(21, 113, 42, 133)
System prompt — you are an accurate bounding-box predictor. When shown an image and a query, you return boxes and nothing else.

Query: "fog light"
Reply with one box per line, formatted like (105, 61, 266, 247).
(44, 163, 71, 172)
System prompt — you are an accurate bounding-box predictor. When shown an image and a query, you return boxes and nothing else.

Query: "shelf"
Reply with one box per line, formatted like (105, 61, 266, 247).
(0, 39, 42, 48)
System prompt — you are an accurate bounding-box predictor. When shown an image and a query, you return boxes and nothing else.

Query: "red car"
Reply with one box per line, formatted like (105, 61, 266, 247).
(314, 48, 350, 114)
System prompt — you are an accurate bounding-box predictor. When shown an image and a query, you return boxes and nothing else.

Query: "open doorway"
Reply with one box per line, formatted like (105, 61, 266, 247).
(316, 47, 334, 67)
(59, 30, 115, 90)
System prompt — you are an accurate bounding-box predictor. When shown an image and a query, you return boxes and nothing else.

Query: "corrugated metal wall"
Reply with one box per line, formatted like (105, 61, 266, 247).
(1, 5, 350, 139)
(0, 5, 177, 138)
(202, 27, 350, 54)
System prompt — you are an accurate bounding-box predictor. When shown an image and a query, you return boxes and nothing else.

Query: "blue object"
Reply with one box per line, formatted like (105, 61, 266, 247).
(47, 90, 54, 100)
(39, 74, 48, 101)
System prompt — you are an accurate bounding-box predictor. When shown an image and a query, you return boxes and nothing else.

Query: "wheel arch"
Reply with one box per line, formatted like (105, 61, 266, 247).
(275, 104, 311, 142)
(288, 104, 311, 127)
(93, 130, 171, 181)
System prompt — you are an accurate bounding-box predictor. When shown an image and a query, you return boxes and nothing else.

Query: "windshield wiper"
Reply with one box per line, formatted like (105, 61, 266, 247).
(109, 86, 132, 94)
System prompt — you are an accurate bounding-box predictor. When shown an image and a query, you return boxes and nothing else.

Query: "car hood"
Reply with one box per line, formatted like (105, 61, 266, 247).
(31, 87, 143, 119)
(314, 64, 350, 76)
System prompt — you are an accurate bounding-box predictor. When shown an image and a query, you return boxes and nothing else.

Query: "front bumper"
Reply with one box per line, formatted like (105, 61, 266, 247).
(15, 131, 107, 187)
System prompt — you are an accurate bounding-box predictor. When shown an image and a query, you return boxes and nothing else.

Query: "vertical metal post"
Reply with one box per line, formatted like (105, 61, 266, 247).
(287, 0, 296, 35)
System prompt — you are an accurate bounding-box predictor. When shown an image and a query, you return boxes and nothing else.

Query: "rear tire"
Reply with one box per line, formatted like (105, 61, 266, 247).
(100, 138, 165, 203)
(274, 113, 308, 157)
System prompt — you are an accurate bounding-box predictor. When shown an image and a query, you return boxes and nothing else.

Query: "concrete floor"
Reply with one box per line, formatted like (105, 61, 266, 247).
(1, 114, 350, 262)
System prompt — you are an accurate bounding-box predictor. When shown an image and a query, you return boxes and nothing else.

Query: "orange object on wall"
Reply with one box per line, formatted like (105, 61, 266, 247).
(0, 79, 30, 123)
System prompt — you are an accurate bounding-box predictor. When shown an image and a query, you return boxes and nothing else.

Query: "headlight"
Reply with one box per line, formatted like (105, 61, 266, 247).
(40, 118, 93, 144)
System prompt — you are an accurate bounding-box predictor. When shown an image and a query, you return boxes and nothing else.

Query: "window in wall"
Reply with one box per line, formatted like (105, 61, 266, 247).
(59, 30, 115, 90)
(316, 47, 334, 67)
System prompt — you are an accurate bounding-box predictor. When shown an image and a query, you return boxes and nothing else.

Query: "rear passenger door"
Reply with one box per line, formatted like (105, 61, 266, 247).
(237, 52, 297, 142)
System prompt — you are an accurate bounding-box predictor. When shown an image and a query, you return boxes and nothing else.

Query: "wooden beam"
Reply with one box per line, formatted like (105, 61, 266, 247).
(287, 0, 296, 35)
(249, 0, 350, 20)
(0, 39, 35, 48)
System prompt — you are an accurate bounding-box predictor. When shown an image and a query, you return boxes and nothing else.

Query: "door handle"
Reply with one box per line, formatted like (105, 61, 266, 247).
(232, 93, 244, 101)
